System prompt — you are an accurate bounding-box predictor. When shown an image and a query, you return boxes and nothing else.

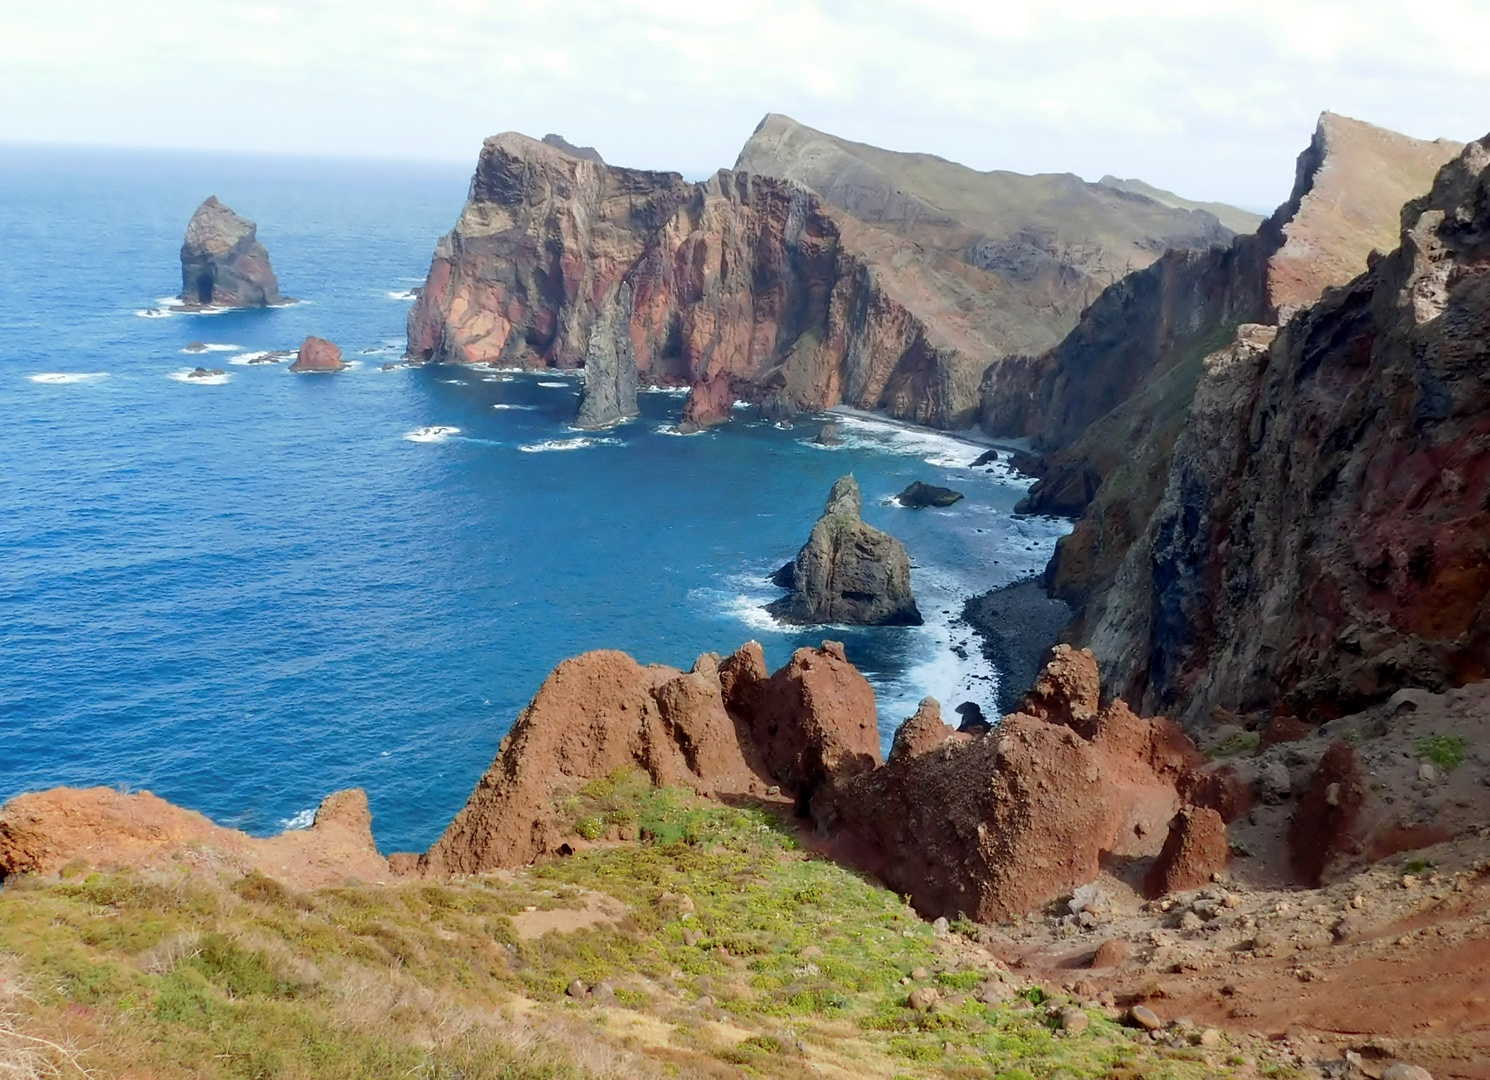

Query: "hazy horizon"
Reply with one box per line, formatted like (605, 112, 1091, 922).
(3, 1, 1487, 217)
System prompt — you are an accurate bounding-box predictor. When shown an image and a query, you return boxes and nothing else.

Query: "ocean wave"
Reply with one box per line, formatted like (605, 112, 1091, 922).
(641, 384, 689, 396)
(491, 403, 538, 410)
(279, 807, 316, 831)
(181, 343, 242, 354)
(29, 372, 108, 385)
(168, 369, 231, 385)
(830, 413, 994, 470)
(404, 426, 460, 443)
(655, 423, 704, 437)
(536, 381, 572, 389)
(518, 436, 621, 453)
(386, 289, 417, 301)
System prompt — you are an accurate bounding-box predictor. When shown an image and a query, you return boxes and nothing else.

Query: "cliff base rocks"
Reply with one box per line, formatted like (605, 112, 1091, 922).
(897, 480, 963, 508)
(767, 475, 922, 626)
(178, 196, 286, 308)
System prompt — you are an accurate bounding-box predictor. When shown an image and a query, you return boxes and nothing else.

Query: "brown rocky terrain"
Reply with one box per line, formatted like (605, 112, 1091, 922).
(406, 122, 1244, 429)
(0, 787, 388, 888)
(766, 475, 922, 626)
(178, 196, 286, 308)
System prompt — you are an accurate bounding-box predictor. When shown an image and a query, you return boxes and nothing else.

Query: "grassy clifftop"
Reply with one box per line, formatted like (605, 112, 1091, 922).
(0, 773, 1225, 1080)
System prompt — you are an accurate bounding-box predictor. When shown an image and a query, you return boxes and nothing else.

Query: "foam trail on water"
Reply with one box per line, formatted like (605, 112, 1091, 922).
(279, 807, 316, 831)
(518, 437, 621, 453)
(29, 372, 108, 385)
(491, 403, 538, 411)
(168, 369, 231, 385)
(404, 426, 460, 443)
(537, 381, 572, 389)
(181, 343, 242, 354)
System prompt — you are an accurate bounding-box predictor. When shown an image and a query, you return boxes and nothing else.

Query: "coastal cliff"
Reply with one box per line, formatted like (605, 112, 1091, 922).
(1094, 133, 1490, 725)
(408, 123, 1245, 429)
(983, 114, 1463, 665)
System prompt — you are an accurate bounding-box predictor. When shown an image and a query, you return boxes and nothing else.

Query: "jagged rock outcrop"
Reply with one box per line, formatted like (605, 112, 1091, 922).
(179, 197, 286, 308)
(749, 641, 882, 806)
(1093, 133, 1490, 725)
(767, 475, 922, 626)
(887, 697, 956, 762)
(1145, 805, 1230, 896)
(540, 133, 603, 163)
(897, 481, 963, 508)
(0, 787, 387, 888)
(811, 646, 1210, 921)
(407, 122, 1243, 429)
(422, 648, 772, 875)
(676, 371, 734, 433)
(978, 114, 1462, 682)
(289, 335, 347, 373)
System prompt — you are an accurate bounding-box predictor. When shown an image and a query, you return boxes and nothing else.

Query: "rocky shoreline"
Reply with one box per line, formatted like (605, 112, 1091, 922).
(961, 577, 1074, 715)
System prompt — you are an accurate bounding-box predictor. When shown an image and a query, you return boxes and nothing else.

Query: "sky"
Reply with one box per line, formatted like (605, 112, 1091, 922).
(2, 0, 1487, 212)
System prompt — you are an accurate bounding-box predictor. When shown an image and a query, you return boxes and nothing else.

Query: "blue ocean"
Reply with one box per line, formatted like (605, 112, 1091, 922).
(0, 146, 1068, 852)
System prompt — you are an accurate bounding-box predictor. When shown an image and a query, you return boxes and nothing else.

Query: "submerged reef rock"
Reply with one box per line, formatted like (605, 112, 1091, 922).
(408, 119, 1242, 429)
(179, 196, 285, 308)
(289, 335, 347, 373)
(767, 475, 922, 626)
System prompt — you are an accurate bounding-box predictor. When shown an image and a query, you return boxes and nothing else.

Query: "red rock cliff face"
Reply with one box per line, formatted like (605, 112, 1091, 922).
(1107, 134, 1490, 723)
(409, 133, 1114, 428)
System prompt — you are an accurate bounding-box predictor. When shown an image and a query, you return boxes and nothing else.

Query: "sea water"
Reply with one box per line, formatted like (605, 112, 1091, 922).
(0, 145, 1068, 851)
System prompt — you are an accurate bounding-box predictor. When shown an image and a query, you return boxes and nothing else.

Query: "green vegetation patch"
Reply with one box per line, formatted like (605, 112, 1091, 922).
(1415, 733, 1468, 772)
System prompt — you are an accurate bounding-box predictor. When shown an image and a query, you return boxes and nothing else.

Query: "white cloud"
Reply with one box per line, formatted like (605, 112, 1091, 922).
(0, 0, 1485, 210)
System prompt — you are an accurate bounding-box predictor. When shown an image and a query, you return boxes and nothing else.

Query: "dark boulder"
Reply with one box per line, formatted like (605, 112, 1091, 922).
(898, 481, 964, 509)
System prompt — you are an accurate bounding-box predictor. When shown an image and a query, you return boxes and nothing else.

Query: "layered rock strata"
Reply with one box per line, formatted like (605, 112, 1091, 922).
(409, 124, 1243, 429)
(977, 114, 1462, 686)
(179, 196, 286, 308)
(1093, 133, 1490, 725)
(767, 475, 922, 626)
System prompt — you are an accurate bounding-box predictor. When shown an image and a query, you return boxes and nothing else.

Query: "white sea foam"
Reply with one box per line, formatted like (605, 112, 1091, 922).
(537, 381, 572, 389)
(404, 426, 460, 443)
(654, 423, 705, 437)
(386, 289, 417, 301)
(491, 403, 538, 411)
(641, 384, 689, 396)
(829, 412, 998, 470)
(279, 807, 316, 831)
(29, 372, 108, 385)
(229, 350, 294, 366)
(168, 369, 231, 385)
(181, 343, 242, 354)
(518, 436, 621, 453)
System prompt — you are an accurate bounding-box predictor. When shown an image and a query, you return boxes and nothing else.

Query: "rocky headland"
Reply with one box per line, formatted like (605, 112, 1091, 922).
(767, 475, 922, 626)
(178, 196, 287, 308)
(406, 119, 1249, 430)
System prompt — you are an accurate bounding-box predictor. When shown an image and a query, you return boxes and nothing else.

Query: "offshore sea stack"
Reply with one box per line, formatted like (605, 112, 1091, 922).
(768, 475, 923, 626)
(407, 121, 1246, 429)
(179, 196, 286, 308)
